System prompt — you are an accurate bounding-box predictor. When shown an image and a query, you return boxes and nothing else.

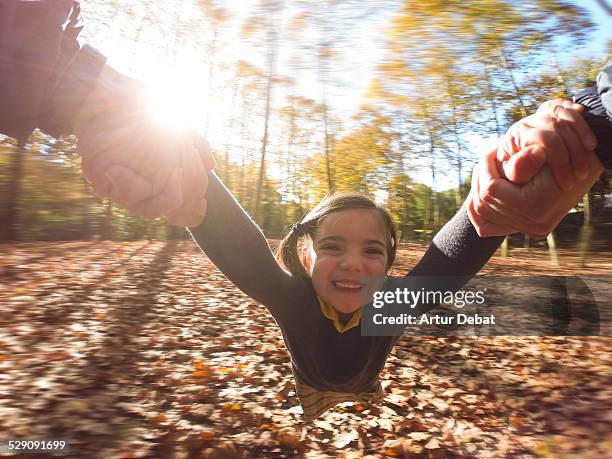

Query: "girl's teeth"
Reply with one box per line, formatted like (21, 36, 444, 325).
(335, 282, 361, 289)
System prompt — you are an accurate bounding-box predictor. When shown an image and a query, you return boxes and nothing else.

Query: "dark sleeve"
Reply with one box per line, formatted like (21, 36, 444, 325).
(573, 61, 612, 169)
(407, 204, 503, 278)
(187, 172, 310, 322)
(383, 204, 503, 315)
(0, 0, 106, 144)
(374, 205, 501, 322)
(598, 61, 611, 119)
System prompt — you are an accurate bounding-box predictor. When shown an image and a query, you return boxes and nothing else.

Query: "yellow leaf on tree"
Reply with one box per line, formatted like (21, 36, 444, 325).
(192, 371, 209, 377)
(194, 361, 207, 370)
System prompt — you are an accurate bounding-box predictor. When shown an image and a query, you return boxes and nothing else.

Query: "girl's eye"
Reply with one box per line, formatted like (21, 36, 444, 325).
(320, 244, 340, 251)
(366, 248, 384, 255)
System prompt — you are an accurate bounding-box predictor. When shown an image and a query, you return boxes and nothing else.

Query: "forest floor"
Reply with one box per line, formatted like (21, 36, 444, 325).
(0, 240, 610, 458)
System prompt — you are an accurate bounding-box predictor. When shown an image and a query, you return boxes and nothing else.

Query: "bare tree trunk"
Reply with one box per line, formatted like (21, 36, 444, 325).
(223, 78, 239, 187)
(81, 177, 93, 240)
(483, 63, 502, 136)
(104, 201, 114, 240)
(319, 49, 333, 193)
(446, 76, 462, 210)
(501, 237, 509, 257)
(3, 146, 25, 241)
(423, 192, 432, 229)
(204, 29, 218, 138)
(499, 45, 527, 118)
(546, 233, 560, 266)
(426, 125, 440, 229)
(455, 159, 462, 210)
(322, 101, 333, 193)
(432, 165, 440, 229)
(594, 0, 612, 14)
(253, 22, 279, 221)
(240, 154, 246, 201)
(167, 223, 181, 240)
(551, 53, 571, 97)
(239, 93, 248, 202)
(579, 192, 592, 267)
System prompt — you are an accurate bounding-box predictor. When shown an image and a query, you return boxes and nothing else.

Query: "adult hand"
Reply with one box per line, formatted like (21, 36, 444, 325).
(497, 99, 597, 190)
(467, 98, 603, 238)
(467, 146, 604, 239)
(74, 65, 215, 227)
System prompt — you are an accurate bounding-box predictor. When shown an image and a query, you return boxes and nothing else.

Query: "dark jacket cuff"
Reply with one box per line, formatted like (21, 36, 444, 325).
(38, 44, 107, 138)
(573, 86, 612, 169)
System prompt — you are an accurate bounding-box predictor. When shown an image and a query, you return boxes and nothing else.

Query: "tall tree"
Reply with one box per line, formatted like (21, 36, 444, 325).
(197, 0, 230, 137)
(241, 0, 285, 222)
(2, 145, 25, 241)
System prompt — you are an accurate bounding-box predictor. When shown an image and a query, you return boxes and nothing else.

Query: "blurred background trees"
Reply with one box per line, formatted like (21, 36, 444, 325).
(1, 0, 610, 254)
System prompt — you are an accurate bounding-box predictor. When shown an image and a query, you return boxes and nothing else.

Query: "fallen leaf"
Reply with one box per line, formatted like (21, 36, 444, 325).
(276, 428, 300, 449)
(424, 437, 440, 449)
(408, 432, 431, 442)
(333, 430, 357, 449)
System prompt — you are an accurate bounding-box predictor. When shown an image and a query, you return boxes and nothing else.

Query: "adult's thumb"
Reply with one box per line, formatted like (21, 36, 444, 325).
(501, 145, 547, 184)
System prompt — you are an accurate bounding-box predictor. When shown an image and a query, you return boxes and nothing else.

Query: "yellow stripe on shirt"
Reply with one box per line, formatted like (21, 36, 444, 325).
(317, 297, 361, 333)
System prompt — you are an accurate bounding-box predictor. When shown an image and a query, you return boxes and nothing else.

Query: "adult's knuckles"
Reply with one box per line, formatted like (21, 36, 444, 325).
(527, 128, 553, 148)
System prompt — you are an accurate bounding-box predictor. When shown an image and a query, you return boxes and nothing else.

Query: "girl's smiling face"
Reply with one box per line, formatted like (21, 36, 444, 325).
(308, 208, 390, 314)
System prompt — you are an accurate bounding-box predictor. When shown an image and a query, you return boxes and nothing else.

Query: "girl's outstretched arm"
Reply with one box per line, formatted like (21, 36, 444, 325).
(407, 204, 502, 278)
(379, 204, 500, 318)
(187, 172, 310, 321)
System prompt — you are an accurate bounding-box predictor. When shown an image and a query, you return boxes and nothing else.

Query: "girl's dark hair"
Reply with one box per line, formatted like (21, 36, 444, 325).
(275, 192, 397, 278)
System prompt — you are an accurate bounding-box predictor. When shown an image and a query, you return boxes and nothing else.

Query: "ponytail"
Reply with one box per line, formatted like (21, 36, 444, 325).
(275, 221, 313, 278)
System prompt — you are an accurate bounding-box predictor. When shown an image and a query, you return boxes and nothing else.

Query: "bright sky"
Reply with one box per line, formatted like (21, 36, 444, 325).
(79, 0, 611, 191)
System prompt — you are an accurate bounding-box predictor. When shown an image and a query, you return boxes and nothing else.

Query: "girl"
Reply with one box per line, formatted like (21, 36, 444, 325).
(187, 103, 596, 421)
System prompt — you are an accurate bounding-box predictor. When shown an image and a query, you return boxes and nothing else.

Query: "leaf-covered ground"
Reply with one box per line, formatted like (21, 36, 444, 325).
(0, 241, 610, 458)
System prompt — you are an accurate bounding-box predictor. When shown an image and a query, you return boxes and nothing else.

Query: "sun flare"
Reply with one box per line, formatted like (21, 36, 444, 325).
(144, 69, 207, 133)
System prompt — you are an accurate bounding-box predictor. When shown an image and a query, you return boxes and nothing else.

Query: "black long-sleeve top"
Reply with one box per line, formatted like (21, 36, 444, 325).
(188, 173, 503, 396)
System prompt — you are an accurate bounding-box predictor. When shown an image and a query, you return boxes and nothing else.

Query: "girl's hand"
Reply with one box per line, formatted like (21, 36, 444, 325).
(497, 99, 597, 191)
